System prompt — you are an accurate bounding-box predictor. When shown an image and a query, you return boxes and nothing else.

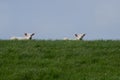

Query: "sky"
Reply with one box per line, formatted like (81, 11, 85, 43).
(0, 0, 120, 40)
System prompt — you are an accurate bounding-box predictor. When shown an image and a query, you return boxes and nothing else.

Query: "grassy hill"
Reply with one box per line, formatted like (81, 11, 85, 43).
(0, 40, 120, 80)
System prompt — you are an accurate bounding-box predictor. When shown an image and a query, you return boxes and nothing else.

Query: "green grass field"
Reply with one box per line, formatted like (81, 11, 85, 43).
(0, 40, 120, 80)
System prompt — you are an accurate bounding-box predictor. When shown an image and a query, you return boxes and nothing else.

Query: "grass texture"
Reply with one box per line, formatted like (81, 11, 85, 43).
(0, 40, 120, 80)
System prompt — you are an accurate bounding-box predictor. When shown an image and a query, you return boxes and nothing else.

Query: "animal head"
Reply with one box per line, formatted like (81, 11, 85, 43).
(24, 33, 35, 40)
(74, 33, 86, 40)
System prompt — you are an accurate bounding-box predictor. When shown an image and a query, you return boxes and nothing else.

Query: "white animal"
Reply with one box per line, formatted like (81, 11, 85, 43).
(64, 33, 86, 40)
(10, 33, 35, 40)
(63, 37, 69, 40)
(74, 33, 86, 40)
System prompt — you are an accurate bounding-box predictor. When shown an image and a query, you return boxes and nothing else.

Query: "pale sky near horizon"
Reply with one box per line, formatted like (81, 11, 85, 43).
(0, 0, 120, 40)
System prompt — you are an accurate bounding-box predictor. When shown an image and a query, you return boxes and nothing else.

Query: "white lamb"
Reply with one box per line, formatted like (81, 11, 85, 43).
(74, 33, 86, 40)
(63, 37, 69, 40)
(64, 33, 86, 40)
(10, 33, 35, 40)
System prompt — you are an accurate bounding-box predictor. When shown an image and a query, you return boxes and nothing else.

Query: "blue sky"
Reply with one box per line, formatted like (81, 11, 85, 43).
(0, 0, 120, 40)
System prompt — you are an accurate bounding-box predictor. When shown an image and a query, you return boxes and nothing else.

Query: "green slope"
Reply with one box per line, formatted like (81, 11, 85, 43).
(0, 40, 120, 80)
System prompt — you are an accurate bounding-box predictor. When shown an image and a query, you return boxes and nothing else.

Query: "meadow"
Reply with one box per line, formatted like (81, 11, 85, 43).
(0, 40, 120, 80)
